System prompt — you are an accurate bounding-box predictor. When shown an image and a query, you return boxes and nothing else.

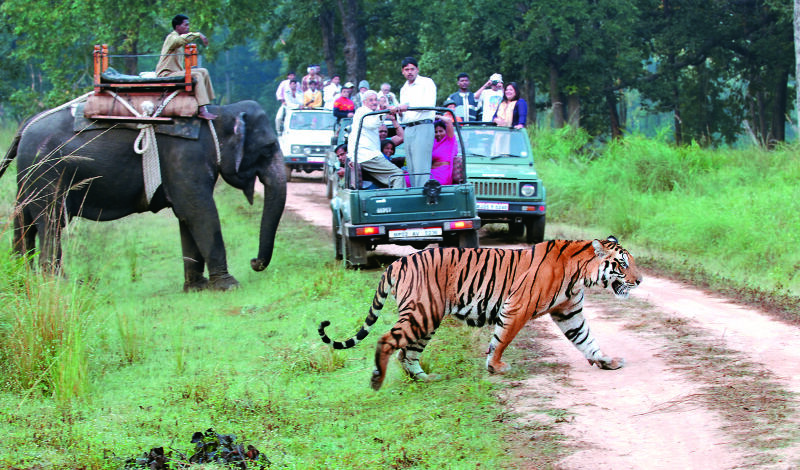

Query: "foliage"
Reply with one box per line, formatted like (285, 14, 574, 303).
(533, 127, 800, 295)
(2, 0, 795, 146)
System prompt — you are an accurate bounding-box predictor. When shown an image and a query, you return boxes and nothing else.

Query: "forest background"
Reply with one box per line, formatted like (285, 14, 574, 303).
(0, 0, 796, 147)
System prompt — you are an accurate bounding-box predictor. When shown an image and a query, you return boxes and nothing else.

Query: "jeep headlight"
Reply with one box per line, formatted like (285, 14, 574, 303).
(520, 183, 537, 197)
(291, 145, 302, 154)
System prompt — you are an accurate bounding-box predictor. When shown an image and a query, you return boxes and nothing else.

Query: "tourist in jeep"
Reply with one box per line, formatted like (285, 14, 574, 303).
(349, 90, 406, 189)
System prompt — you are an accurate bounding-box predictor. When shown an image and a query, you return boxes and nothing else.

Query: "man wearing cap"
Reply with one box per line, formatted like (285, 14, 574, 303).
(333, 82, 356, 120)
(353, 79, 370, 109)
(391, 57, 436, 187)
(447, 73, 478, 122)
(378, 83, 398, 107)
(301, 65, 321, 92)
(475, 73, 504, 122)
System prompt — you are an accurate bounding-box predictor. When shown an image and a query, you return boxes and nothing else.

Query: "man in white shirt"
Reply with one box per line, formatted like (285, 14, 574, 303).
(275, 79, 303, 133)
(391, 57, 436, 188)
(283, 79, 303, 109)
(475, 73, 504, 122)
(275, 71, 295, 104)
(349, 90, 406, 189)
(323, 75, 341, 110)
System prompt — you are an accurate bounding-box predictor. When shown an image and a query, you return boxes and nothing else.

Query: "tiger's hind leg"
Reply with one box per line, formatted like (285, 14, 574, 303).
(550, 306, 624, 370)
(372, 329, 410, 391)
(398, 332, 441, 382)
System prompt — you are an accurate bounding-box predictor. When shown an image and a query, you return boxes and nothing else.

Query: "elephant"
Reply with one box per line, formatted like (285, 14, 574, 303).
(0, 100, 286, 291)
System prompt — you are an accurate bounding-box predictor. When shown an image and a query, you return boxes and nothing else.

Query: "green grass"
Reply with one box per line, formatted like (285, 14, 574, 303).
(532, 127, 800, 298)
(0, 175, 521, 468)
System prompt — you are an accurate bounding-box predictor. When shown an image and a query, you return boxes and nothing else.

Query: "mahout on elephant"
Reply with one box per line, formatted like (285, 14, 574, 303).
(0, 100, 286, 291)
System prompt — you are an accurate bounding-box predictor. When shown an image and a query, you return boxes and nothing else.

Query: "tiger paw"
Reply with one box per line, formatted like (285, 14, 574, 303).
(487, 361, 510, 374)
(588, 356, 625, 370)
(414, 372, 442, 383)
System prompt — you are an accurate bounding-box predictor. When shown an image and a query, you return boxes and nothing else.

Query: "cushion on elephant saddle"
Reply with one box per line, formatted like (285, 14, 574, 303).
(73, 103, 201, 139)
(100, 67, 186, 84)
(84, 91, 198, 120)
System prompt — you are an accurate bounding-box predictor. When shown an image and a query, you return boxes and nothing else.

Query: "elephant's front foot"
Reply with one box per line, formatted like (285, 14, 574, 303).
(251, 258, 268, 272)
(208, 273, 240, 291)
(184, 277, 209, 292)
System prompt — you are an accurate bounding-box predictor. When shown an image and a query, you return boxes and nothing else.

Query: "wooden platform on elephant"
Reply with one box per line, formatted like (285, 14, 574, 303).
(86, 44, 201, 123)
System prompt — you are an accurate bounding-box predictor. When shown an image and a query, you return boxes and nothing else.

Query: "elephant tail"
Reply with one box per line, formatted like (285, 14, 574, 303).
(0, 130, 21, 180)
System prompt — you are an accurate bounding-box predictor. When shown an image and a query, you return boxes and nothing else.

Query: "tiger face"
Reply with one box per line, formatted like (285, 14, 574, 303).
(592, 236, 643, 299)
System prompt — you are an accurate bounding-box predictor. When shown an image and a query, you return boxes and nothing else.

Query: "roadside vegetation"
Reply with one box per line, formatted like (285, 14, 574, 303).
(531, 127, 800, 309)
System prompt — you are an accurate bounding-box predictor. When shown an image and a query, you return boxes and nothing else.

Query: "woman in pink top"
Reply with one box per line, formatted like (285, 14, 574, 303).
(430, 114, 456, 185)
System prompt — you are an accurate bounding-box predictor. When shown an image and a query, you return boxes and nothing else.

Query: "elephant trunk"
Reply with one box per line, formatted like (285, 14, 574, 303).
(251, 149, 287, 271)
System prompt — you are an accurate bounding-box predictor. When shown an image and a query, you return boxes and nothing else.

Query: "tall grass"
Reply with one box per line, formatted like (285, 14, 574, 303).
(532, 127, 800, 296)
(0, 249, 99, 402)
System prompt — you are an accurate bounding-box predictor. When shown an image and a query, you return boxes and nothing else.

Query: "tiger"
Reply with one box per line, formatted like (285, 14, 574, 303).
(318, 236, 642, 391)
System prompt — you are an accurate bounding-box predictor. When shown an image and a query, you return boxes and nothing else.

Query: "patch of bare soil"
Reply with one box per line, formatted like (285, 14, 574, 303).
(276, 172, 800, 469)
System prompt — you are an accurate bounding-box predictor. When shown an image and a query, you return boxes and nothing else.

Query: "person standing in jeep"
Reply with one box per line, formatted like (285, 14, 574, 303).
(390, 57, 436, 188)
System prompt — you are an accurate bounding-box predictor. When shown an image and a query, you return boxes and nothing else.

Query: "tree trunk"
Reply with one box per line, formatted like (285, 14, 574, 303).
(606, 90, 622, 139)
(549, 63, 564, 128)
(567, 93, 580, 127)
(337, 0, 366, 84)
(770, 66, 788, 145)
(319, 0, 337, 76)
(795, 0, 800, 122)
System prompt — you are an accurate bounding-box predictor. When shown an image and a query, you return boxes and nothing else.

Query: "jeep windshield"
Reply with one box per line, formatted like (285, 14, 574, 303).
(460, 126, 530, 159)
(288, 110, 337, 131)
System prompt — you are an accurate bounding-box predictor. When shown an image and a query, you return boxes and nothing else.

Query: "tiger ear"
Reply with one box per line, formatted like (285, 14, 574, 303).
(607, 235, 618, 244)
(592, 239, 607, 257)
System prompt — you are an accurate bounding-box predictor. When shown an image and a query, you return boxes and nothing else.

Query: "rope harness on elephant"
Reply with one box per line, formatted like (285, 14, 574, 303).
(20, 92, 95, 136)
(19, 92, 223, 205)
(102, 91, 222, 204)
(106, 90, 180, 203)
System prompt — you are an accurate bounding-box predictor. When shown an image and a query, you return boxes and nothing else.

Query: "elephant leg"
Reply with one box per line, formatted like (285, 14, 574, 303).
(175, 209, 239, 292)
(35, 201, 65, 275)
(179, 220, 209, 292)
(13, 206, 37, 266)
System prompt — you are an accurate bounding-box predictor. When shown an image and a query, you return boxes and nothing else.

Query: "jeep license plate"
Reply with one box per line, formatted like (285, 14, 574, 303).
(477, 202, 509, 211)
(389, 228, 442, 239)
(307, 157, 325, 163)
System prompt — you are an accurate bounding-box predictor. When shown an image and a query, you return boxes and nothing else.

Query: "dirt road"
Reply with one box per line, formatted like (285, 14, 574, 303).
(281, 173, 800, 469)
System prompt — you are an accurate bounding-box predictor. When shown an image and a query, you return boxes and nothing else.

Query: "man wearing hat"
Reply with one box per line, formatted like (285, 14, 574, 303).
(353, 79, 370, 109)
(333, 82, 356, 120)
(475, 73, 504, 122)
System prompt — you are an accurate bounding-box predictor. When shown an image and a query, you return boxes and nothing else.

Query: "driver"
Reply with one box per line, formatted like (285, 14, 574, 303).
(156, 14, 217, 120)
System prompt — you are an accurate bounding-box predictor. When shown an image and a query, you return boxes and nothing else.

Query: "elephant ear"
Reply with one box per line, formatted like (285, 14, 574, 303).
(233, 112, 246, 173)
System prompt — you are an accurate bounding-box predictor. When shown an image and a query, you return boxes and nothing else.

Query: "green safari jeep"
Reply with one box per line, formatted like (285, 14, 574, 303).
(330, 108, 481, 267)
(459, 123, 546, 243)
